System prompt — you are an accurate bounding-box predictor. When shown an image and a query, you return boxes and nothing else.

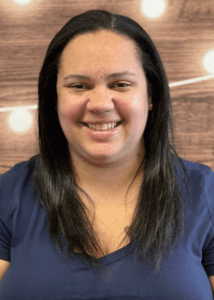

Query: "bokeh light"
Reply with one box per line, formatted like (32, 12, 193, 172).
(203, 50, 214, 74)
(142, 0, 166, 19)
(12, 0, 32, 4)
(8, 108, 33, 133)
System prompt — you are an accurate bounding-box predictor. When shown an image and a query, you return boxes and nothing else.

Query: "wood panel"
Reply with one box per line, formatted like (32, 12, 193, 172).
(0, 0, 214, 174)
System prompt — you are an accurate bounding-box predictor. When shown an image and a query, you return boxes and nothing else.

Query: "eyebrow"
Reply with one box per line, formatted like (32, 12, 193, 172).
(63, 71, 137, 82)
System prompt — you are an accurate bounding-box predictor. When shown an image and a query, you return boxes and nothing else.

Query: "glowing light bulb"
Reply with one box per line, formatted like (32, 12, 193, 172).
(142, 0, 166, 19)
(203, 50, 214, 74)
(12, 0, 32, 4)
(8, 108, 33, 133)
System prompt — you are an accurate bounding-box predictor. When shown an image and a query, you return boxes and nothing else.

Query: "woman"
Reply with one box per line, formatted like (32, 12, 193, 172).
(0, 9, 214, 299)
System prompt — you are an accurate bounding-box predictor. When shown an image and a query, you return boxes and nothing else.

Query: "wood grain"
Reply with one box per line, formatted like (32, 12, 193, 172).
(0, 0, 213, 174)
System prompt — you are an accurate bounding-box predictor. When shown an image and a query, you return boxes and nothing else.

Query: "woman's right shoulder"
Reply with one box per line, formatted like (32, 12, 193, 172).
(0, 156, 38, 208)
(0, 156, 38, 186)
(0, 156, 40, 244)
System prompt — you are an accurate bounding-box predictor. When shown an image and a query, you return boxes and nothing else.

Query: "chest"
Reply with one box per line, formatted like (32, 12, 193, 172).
(86, 204, 134, 258)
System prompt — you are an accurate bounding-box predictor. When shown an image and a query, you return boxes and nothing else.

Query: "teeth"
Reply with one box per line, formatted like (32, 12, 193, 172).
(87, 122, 118, 130)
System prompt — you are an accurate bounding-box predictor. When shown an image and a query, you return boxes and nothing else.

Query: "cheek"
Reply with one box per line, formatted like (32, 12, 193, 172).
(117, 94, 148, 124)
(126, 95, 149, 140)
(58, 95, 84, 124)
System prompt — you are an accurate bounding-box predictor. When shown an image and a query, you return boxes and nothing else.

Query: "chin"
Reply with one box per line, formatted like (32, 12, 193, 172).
(87, 151, 121, 164)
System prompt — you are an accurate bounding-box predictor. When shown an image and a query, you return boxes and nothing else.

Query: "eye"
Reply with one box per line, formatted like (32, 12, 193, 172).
(69, 84, 87, 89)
(113, 82, 131, 88)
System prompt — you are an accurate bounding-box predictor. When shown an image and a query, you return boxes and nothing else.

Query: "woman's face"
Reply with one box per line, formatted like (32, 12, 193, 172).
(56, 30, 152, 166)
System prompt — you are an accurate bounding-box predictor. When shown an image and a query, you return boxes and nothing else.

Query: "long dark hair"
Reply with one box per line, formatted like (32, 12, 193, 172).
(31, 9, 191, 275)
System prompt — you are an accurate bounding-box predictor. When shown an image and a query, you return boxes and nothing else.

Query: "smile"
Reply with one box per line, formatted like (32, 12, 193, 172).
(85, 122, 122, 131)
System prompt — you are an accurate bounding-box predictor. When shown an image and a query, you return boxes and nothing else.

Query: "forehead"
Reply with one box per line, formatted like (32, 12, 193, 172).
(59, 30, 142, 73)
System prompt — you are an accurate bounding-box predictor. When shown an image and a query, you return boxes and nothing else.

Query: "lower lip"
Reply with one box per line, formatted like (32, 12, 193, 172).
(84, 125, 120, 141)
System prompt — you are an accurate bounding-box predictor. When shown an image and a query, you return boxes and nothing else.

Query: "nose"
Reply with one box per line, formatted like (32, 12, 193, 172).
(86, 86, 115, 114)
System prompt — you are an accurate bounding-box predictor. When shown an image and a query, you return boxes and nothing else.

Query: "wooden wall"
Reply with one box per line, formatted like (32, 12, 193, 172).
(0, 0, 214, 174)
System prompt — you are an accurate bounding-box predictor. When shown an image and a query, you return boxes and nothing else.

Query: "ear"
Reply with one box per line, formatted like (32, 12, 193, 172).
(148, 97, 153, 110)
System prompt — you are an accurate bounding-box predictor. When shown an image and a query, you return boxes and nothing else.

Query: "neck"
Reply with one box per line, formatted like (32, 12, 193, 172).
(70, 148, 145, 207)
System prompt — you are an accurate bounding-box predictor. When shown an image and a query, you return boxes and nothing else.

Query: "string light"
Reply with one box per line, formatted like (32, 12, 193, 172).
(142, 0, 166, 19)
(8, 108, 33, 133)
(12, 0, 32, 4)
(0, 105, 37, 112)
(169, 74, 214, 88)
(203, 50, 214, 74)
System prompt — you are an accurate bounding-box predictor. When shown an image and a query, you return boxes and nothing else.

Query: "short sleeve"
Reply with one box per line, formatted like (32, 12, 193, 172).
(202, 168, 214, 276)
(0, 168, 17, 262)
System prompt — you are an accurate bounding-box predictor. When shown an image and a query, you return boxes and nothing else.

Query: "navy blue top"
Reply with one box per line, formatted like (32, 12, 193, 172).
(0, 155, 214, 299)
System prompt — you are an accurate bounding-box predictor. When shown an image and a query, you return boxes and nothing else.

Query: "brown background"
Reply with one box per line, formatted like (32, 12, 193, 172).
(0, 0, 214, 174)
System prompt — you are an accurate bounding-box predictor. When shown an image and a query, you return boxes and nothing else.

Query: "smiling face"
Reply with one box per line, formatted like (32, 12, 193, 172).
(56, 30, 152, 166)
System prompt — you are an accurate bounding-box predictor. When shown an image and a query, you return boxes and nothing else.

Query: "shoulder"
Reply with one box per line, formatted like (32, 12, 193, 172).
(171, 154, 214, 215)
(0, 156, 38, 216)
(172, 153, 211, 175)
(181, 157, 212, 175)
(0, 156, 37, 189)
(0, 156, 40, 245)
(179, 156, 214, 192)
(179, 157, 214, 226)
(172, 154, 213, 188)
